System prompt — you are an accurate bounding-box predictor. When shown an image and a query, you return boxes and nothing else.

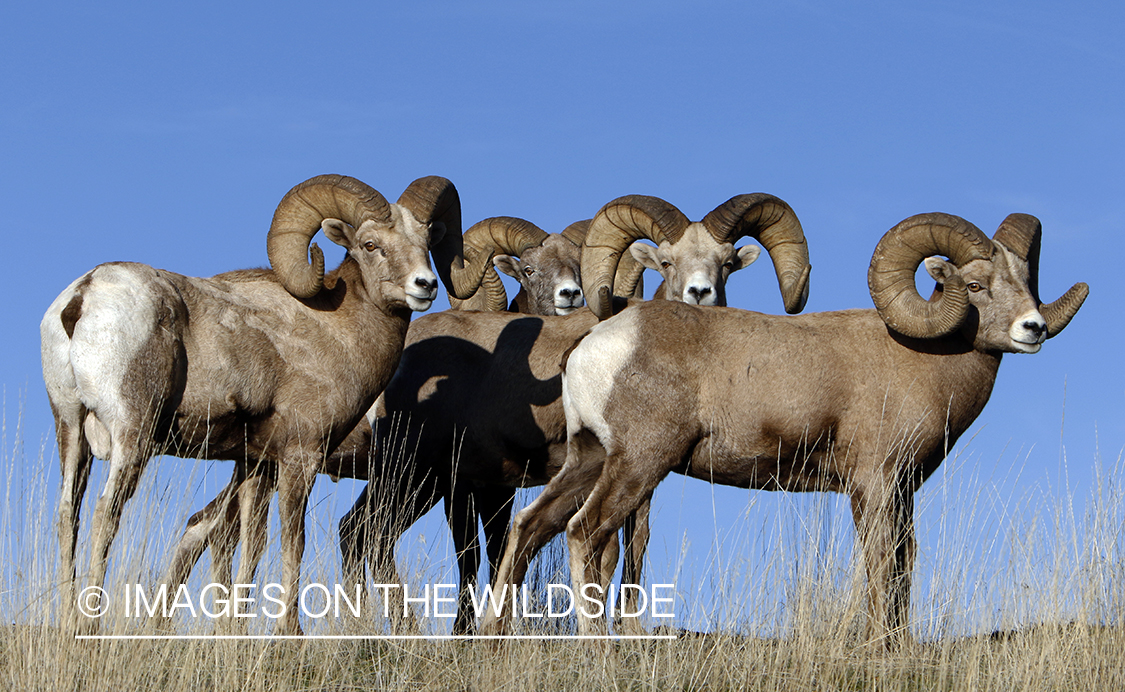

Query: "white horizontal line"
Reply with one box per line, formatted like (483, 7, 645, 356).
(77, 634, 678, 641)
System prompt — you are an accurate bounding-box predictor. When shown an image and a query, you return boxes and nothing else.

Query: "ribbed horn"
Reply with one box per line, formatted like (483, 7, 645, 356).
(992, 213, 1088, 338)
(1042, 282, 1088, 337)
(702, 194, 811, 314)
(456, 216, 551, 311)
(993, 213, 1042, 301)
(582, 195, 690, 319)
(396, 176, 477, 300)
(560, 219, 591, 247)
(564, 218, 644, 299)
(267, 175, 392, 299)
(449, 266, 510, 312)
(868, 213, 994, 339)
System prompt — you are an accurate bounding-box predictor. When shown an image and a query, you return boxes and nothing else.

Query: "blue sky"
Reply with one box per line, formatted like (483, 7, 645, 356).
(1, 1, 1121, 633)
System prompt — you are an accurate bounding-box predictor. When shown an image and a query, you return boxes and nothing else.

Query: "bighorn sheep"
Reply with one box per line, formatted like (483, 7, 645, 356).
(41, 174, 480, 635)
(338, 192, 811, 632)
(484, 211, 1086, 643)
(157, 214, 602, 614)
(450, 218, 593, 315)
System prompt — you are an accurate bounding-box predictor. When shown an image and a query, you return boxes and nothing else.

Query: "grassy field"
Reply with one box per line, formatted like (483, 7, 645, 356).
(4, 617, 1123, 690)
(2, 423, 1122, 691)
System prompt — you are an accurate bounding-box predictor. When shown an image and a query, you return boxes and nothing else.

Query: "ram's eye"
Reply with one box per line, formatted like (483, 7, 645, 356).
(660, 261, 672, 269)
(523, 266, 535, 277)
(966, 281, 983, 293)
(364, 241, 378, 253)
(723, 261, 735, 270)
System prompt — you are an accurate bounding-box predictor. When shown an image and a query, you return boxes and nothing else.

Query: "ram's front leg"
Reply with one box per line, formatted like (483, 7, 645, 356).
(163, 469, 241, 591)
(232, 465, 276, 586)
(476, 485, 516, 584)
(445, 485, 482, 634)
(850, 472, 917, 650)
(338, 489, 370, 595)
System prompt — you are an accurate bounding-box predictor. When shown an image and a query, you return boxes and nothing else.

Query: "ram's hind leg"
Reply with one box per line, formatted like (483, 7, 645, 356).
(82, 415, 161, 633)
(480, 431, 607, 635)
(567, 443, 678, 636)
(616, 498, 651, 634)
(82, 385, 181, 634)
(70, 277, 187, 633)
(54, 407, 93, 628)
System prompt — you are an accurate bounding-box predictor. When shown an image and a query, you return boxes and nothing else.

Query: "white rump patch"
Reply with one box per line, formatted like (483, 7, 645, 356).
(562, 309, 639, 446)
(67, 264, 166, 430)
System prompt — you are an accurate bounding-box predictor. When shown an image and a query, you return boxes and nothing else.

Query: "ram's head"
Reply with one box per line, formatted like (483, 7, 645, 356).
(868, 212, 1088, 352)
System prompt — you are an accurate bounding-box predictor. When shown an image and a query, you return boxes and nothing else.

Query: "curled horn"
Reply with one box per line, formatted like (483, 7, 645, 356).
(868, 213, 995, 339)
(563, 219, 644, 300)
(449, 265, 509, 312)
(454, 217, 551, 312)
(702, 194, 811, 314)
(582, 195, 691, 319)
(992, 213, 1088, 338)
(396, 176, 478, 300)
(560, 219, 591, 247)
(1041, 283, 1089, 336)
(267, 174, 392, 299)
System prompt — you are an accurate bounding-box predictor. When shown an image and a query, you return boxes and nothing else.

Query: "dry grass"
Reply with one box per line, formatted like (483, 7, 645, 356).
(2, 414, 1123, 691)
(3, 621, 1124, 691)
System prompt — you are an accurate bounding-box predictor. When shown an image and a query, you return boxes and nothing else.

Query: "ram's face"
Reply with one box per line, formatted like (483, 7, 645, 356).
(629, 222, 760, 306)
(495, 235, 584, 316)
(924, 245, 1046, 354)
(325, 206, 439, 312)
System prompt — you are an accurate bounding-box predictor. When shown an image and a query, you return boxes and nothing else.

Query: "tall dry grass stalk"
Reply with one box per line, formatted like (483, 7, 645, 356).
(2, 404, 1122, 691)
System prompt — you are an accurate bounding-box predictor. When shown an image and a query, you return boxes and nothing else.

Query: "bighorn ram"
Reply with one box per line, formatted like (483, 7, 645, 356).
(41, 174, 480, 635)
(338, 192, 811, 631)
(450, 217, 593, 315)
(484, 211, 1086, 643)
(157, 214, 602, 613)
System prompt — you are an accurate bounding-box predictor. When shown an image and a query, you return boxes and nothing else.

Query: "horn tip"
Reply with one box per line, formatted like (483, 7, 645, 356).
(783, 265, 812, 314)
(594, 286, 612, 320)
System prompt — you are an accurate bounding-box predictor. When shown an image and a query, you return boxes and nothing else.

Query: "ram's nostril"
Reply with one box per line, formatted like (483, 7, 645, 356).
(687, 286, 712, 301)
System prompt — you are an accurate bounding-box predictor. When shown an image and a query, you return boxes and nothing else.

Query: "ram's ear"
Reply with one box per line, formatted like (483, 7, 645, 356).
(322, 219, 353, 247)
(923, 256, 957, 285)
(493, 255, 522, 279)
(734, 244, 761, 271)
(629, 242, 662, 271)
